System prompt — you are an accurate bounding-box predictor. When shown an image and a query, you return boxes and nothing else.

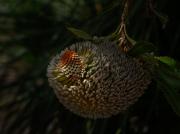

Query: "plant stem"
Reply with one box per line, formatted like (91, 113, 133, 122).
(118, 0, 133, 52)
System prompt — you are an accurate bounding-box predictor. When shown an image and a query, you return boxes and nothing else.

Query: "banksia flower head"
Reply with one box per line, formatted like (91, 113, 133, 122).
(47, 41, 151, 118)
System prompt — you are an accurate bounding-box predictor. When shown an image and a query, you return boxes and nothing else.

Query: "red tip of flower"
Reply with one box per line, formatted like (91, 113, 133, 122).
(59, 50, 77, 66)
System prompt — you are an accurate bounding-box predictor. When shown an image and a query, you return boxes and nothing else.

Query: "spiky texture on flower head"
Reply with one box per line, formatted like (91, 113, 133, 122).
(47, 41, 151, 118)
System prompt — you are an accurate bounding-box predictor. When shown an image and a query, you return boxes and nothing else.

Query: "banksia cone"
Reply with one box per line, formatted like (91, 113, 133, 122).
(47, 41, 151, 118)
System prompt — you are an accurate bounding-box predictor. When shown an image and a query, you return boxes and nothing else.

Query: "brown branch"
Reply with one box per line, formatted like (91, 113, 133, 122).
(118, 0, 133, 52)
(121, 0, 130, 23)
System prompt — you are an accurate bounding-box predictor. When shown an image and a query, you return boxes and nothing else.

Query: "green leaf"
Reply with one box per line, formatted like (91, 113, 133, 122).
(156, 64, 180, 117)
(155, 56, 176, 68)
(67, 27, 92, 40)
(158, 80, 180, 117)
(128, 41, 157, 56)
(159, 64, 180, 90)
(115, 128, 121, 134)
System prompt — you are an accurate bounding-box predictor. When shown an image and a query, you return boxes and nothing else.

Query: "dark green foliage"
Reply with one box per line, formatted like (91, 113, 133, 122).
(0, 0, 180, 134)
(155, 61, 180, 117)
(128, 41, 157, 56)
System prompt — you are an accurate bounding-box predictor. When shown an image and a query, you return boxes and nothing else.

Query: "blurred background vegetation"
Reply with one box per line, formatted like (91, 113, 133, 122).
(0, 0, 180, 134)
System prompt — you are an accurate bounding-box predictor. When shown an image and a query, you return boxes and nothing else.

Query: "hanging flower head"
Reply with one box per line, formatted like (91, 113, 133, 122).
(47, 41, 151, 118)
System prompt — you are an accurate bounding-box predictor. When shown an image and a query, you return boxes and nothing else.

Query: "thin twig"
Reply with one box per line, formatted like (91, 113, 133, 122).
(118, 0, 133, 52)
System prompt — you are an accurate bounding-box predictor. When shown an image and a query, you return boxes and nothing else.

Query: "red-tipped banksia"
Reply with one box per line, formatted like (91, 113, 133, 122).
(47, 41, 151, 118)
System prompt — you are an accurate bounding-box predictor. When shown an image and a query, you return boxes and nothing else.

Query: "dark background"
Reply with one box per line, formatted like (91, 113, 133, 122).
(0, 0, 180, 134)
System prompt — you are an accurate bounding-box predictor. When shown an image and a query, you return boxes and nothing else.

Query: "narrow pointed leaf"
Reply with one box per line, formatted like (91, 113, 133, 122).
(155, 56, 176, 68)
(67, 27, 92, 40)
